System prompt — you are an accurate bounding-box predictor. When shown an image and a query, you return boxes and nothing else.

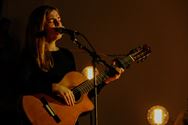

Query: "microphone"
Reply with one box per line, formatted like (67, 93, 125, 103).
(53, 27, 80, 35)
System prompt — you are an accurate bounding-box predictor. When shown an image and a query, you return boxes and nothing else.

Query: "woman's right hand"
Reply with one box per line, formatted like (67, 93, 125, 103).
(52, 83, 75, 106)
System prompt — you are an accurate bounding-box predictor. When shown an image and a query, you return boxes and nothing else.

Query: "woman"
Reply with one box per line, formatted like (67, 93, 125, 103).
(18, 5, 123, 125)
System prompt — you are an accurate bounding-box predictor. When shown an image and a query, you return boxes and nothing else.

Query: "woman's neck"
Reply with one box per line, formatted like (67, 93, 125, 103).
(47, 41, 59, 51)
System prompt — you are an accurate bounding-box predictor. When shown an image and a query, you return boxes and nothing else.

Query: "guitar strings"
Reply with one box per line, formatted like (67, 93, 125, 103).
(72, 70, 107, 96)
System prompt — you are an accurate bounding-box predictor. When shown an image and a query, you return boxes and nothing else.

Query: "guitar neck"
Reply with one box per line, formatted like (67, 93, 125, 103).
(72, 70, 108, 95)
(72, 55, 134, 96)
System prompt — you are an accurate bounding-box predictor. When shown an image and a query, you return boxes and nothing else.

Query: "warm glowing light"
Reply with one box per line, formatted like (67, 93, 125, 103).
(154, 109, 162, 124)
(147, 105, 169, 125)
(82, 66, 94, 80)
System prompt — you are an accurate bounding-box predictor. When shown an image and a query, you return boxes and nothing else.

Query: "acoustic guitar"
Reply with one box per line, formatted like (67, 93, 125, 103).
(22, 44, 151, 125)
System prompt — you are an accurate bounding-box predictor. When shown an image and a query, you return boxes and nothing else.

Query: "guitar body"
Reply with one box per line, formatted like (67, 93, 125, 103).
(22, 71, 94, 125)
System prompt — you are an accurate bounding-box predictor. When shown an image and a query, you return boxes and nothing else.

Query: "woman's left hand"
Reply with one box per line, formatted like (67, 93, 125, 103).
(104, 67, 124, 84)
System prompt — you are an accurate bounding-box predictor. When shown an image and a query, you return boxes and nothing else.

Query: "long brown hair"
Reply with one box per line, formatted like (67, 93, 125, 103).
(25, 5, 59, 72)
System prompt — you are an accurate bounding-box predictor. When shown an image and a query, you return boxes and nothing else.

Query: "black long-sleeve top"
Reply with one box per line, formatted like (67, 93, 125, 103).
(18, 47, 105, 96)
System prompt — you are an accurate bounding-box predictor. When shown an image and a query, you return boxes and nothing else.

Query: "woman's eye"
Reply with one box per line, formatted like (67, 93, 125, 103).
(48, 19, 54, 23)
(47, 18, 61, 24)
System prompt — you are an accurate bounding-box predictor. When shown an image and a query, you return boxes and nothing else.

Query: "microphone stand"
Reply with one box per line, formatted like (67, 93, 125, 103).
(69, 32, 111, 125)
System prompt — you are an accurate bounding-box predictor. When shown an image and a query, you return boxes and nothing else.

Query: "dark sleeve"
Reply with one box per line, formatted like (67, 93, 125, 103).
(20, 69, 52, 95)
(17, 53, 52, 95)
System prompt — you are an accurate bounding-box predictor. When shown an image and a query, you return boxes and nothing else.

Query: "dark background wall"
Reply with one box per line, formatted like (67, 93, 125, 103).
(1, 0, 188, 125)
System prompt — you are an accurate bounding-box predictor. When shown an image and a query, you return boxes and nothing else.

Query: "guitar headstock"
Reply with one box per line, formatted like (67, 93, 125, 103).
(128, 44, 151, 63)
(113, 44, 151, 69)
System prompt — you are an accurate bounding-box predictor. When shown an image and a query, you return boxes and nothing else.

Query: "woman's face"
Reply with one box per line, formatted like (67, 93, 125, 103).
(45, 10, 63, 42)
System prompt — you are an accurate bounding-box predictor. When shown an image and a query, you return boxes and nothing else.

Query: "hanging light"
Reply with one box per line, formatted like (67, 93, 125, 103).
(147, 105, 169, 125)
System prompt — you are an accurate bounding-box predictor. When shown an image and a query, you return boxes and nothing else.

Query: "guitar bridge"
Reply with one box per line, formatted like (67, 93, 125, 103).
(40, 96, 61, 123)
